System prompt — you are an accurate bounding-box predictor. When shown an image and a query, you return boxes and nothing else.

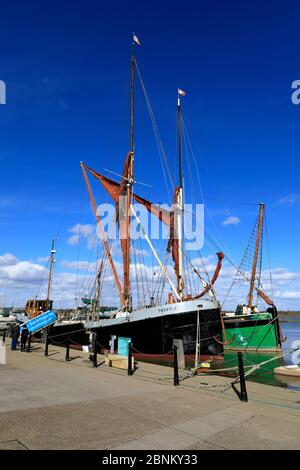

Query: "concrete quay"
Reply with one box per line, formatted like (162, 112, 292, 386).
(1, 341, 300, 450)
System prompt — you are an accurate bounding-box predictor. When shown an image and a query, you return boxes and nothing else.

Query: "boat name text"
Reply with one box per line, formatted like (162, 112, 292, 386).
(158, 306, 177, 313)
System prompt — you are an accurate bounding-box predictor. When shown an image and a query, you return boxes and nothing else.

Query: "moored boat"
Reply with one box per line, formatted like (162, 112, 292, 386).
(222, 204, 283, 352)
(75, 34, 225, 359)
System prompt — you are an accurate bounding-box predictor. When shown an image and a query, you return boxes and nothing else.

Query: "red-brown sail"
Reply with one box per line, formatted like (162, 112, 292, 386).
(132, 193, 171, 226)
(84, 153, 133, 307)
(84, 152, 132, 204)
(84, 163, 223, 301)
(193, 252, 224, 299)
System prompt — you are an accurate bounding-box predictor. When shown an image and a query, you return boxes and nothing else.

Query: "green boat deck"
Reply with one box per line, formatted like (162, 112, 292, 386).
(223, 312, 281, 351)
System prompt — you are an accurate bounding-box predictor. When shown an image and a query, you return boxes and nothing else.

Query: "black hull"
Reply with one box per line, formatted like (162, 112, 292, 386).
(47, 322, 89, 347)
(93, 308, 223, 356)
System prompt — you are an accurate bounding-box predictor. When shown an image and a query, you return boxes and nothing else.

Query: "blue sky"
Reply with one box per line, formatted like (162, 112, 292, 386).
(0, 0, 299, 309)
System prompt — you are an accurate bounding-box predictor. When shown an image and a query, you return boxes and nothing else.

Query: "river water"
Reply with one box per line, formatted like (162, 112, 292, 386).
(137, 318, 300, 390)
(220, 319, 300, 390)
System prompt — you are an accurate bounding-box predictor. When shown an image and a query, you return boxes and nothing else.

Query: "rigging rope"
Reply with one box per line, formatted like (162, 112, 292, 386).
(135, 58, 174, 202)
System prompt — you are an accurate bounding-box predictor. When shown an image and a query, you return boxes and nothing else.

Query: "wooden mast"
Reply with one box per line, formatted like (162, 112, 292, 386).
(123, 39, 135, 310)
(176, 90, 184, 300)
(92, 259, 103, 320)
(46, 239, 55, 310)
(80, 162, 125, 304)
(248, 203, 264, 308)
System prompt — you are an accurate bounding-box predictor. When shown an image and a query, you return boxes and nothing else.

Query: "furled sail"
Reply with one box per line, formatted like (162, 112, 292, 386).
(85, 161, 180, 281)
(193, 252, 224, 299)
(84, 152, 132, 204)
(84, 152, 133, 304)
(85, 161, 223, 300)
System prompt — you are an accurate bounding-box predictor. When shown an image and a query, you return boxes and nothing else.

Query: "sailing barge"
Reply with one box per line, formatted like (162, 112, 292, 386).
(79, 35, 224, 358)
(222, 203, 283, 352)
(17, 36, 284, 360)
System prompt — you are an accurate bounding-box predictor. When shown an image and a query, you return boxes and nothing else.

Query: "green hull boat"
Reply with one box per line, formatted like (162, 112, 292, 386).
(223, 311, 281, 351)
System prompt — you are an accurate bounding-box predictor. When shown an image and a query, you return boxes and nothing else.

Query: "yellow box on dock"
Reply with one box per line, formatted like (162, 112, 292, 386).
(105, 353, 134, 370)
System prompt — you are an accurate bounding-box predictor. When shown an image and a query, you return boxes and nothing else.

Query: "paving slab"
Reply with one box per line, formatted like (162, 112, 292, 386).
(1, 342, 300, 450)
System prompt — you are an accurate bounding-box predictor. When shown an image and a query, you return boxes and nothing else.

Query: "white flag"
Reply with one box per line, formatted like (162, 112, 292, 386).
(133, 34, 141, 46)
(178, 88, 186, 96)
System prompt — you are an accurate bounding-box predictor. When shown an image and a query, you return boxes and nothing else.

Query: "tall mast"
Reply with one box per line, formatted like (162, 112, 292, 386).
(248, 203, 264, 308)
(92, 260, 103, 320)
(46, 239, 55, 310)
(125, 39, 135, 310)
(123, 34, 139, 310)
(177, 92, 183, 188)
(176, 89, 185, 299)
(130, 40, 135, 156)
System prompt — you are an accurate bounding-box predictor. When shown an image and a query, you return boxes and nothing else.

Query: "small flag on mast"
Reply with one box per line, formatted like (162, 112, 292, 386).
(178, 88, 186, 96)
(133, 33, 141, 46)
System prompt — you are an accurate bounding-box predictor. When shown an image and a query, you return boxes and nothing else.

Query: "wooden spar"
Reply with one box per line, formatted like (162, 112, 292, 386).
(248, 203, 264, 307)
(46, 239, 55, 310)
(92, 259, 103, 319)
(125, 179, 131, 309)
(80, 162, 125, 304)
(130, 43, 135, 156)
(130, 204, 181, 301)
(123, 41, 136, 310)
(176, 91, 184, 299)
(177, 93, 183, 188)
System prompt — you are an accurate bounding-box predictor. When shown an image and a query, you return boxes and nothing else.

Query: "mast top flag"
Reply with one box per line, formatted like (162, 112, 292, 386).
(178, 88, 186, 97)
(133, 33, 141, 46)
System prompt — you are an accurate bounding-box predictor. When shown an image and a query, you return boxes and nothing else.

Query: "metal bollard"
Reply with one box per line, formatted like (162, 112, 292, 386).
(231, 352, 248, 402)
(93, 349, 97, 368)
(65, 341, 70, 361)
(26, 334, 31, 352)
(127, 342, 133, 376)
(238, 352, 248, 402)
(173, 345, 179, 386)
(92, 333, 97, 368)
(44, 330, 49, 357)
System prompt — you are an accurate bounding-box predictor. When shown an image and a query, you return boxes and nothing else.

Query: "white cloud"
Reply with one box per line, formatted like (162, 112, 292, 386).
(69, 223, 94, 237)
(0, 259, 46, 285)
(275, 193, 300, 206)
(36, 256, 49, 263)
(67, 234, 80, 246)
(67, 223, 96, 249)
(60, 260, 97, 272)
(222, 216, 241, 226)
(1, 251, 300, 311)
(269, 268, 299, 283)
(279, 291, 300, 300)
(0, 253, 18, 266)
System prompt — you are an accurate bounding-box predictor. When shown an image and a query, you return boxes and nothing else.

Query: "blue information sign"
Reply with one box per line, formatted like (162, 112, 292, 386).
(117, 337, 131, 356)
(22, 310, 57, 334)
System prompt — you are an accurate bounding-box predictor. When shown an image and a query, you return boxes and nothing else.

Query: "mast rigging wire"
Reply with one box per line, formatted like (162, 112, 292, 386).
(135, 58, 174, 202)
